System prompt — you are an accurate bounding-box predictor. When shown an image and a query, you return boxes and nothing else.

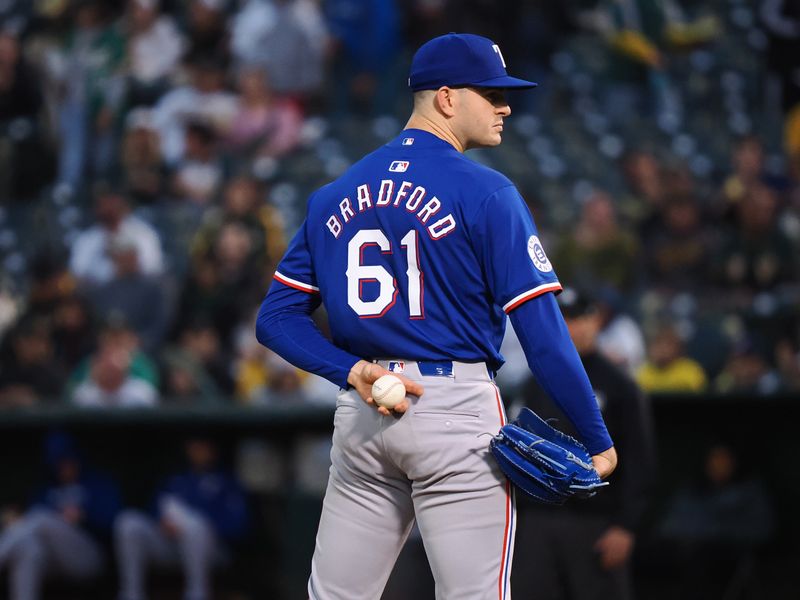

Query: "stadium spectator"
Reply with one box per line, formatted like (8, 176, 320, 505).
(22, 254, 76, 321)
(70, 342, 159, 408)
(230, 0, 328, 103)
(151, 55, 237, 165)
(181, 220, 270, 340)
(169, 119, 225, 205)
(84, 232, 170, 354)
(715, 136, 774, 222)
(69, 315, 160, 408)
(214, 220, 266, 293)
(51, 293, 97, 371)
(69, 185, 164, 285)
(184, 0, 230, 63)
(123, 0, 186, 107)
(0, 30, 48, 200)
(583, 0, 685, 129)
(618, 150, 665, 233)
(714, 339, 783, 395)
(642, 194, 712, 292)
(637, 324, 708, 393)
(171, 318, 234, 395)
(656, 443, 774, 600)
(159, 345, 224, 404)
(191, 175, 287, 276)
(116, 107, 168, 205)
(554, 189, 641, 292)
(114, 437, 249, 600)
(0, 316, 65, 406)
(225, 66, 303, 160)
(713, 184, 796, 293)
(175, 255, 242, 350)
(48, 0, 125, 195)
(0, 431, 121, 599)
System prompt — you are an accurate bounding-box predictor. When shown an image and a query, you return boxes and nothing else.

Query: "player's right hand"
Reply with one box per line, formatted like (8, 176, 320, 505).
(591, 446, 618, 479)
(347, 360, 424, 416)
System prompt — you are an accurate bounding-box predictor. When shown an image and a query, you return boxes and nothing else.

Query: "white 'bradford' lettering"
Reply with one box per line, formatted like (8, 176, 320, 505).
(326, 179, 456, 239)
(339, 198, 354, 222)
(394, 181, 413, 206)
(405, 186, 426, 211)
(357, 184, 372, 211)
(326, 215, 342, 238)
(417, 197, 441, 223)
(377, 180, 394, 206)
(427, 214, 456, 239)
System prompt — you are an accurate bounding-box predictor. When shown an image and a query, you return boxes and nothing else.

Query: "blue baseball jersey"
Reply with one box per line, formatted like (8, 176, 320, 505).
(273, 129, 561, 371)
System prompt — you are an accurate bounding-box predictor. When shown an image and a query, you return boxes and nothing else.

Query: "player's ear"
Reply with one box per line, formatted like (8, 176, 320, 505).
(435, 86, 458, 117)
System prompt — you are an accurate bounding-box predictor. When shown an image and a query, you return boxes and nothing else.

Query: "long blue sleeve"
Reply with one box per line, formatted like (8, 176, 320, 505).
(256, 278, 363, 389)
(508, 293, 613, 455)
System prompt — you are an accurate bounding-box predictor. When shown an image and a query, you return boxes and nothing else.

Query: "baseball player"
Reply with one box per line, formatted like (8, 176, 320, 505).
(256, 33, 617, 600)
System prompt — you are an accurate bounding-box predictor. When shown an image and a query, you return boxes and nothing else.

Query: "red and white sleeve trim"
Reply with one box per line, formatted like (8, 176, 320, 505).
(273, 271, 320, 294)
(502, 282, 562, 313)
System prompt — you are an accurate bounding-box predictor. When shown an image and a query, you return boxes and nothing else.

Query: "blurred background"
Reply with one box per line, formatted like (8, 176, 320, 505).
(0, 0, 797, 598)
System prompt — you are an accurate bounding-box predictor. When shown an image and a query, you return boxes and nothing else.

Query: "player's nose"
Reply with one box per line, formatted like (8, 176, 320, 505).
(498, 103, 511, 117)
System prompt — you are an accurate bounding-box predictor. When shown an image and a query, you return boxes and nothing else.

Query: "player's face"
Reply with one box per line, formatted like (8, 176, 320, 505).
(457, 87, 511, 149)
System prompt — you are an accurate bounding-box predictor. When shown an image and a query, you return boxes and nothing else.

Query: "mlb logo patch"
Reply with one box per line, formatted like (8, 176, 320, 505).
(402, 137, 414, 146)
(388, 361, 405, 373)
(389, 161, 410, 172)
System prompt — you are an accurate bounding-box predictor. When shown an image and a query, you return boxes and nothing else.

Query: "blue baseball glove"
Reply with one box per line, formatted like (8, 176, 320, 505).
(490, 407, 609, 505)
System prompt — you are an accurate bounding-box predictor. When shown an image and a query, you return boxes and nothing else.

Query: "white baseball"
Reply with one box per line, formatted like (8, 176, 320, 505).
(371, 374, 407, 409)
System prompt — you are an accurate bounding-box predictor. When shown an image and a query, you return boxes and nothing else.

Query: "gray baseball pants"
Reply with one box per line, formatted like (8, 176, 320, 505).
(0, 508, 104, 600)
(309, 360, 516, 600)
(114, 508, 221, 600)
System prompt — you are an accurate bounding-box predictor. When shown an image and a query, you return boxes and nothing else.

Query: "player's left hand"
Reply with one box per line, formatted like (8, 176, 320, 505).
(594, 525, 634, 570)
(347, 360, 424, 416)
(591, 446, 618, 479)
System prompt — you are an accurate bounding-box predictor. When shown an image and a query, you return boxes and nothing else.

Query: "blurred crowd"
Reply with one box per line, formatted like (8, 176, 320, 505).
(0, 0, 797, 411)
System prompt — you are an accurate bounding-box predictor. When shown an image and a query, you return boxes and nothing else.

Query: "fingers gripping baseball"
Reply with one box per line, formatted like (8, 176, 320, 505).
(347, 360, 424, 415)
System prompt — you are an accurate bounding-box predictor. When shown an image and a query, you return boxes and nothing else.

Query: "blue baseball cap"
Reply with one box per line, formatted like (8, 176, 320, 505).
(409, 33, 538, 92)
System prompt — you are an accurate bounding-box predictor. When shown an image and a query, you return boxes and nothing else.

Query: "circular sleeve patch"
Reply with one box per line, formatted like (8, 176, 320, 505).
(527, 235, 553, 272)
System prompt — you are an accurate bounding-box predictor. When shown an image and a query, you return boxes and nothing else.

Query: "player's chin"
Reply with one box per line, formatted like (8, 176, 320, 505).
(485, 131, 503, 146)
(468, 133, 503, 150)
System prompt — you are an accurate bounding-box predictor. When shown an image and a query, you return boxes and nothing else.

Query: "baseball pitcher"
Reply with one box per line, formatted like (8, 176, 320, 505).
(256, 33, 617, 600)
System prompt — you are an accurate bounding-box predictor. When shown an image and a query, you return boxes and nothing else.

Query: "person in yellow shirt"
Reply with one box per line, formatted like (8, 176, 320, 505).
(637, 324, 707, 393)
